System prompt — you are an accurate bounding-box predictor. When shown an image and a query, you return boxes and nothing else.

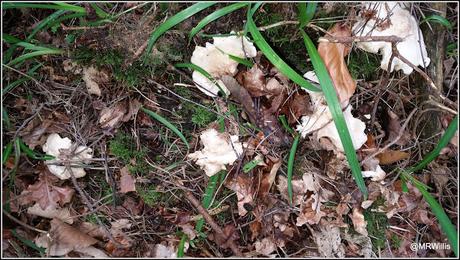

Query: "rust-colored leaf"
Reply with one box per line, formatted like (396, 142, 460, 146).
(318, 23, 356, 103)
(119, 166, 136, 194)
(376, 150, 410, 165)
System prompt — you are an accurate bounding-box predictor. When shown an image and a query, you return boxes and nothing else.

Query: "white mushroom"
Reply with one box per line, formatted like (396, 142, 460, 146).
(297, 72, 367, 152)
(190, 32, 257, 97)
(42, 133, 92, 180)
(188, 128, 244, 177)
(352, 2, 430, 74)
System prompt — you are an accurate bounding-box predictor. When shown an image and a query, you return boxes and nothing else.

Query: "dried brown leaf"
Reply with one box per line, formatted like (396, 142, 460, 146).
(350, 208, 368, 236)
(27, 203, 74, 224)
(254, 237, 277, 256)
(18, 169, 74, 210)
(386, 110, 410, 146)
(318, 23, 356, 103)
(226, 175, 254, 216)
(376, 150, 410, 165)
(82, 66, 109, 96)
(99, 99, 140, 129)
(119, 166, 136, 194)
(36, 218, 98, 256)
(238, 65, 266, 97)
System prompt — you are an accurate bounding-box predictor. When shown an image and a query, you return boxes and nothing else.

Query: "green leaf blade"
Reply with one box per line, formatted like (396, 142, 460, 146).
(144, 2, 216, 57)
(301, 30, 368, 199)
(141, 107, 189, 150)
(189, 3, 248, 41)
(246, 15, 321, 92)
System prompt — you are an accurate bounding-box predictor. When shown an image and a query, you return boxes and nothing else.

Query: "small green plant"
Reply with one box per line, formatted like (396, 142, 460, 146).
(138, 186, 163, 207)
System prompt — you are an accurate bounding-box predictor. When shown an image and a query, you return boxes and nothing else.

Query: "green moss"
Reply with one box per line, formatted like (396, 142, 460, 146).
(363, 196, 389, 251)
(191, 105, 217, 128)
(391, 233, 402, 248)
(138, 186, 163, 207)
(348, 49, 380, 81)
(108, 132, 151, 175)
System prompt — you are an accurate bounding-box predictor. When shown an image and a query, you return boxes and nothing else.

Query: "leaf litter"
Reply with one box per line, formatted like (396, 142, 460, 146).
(2, 2, 458, 258)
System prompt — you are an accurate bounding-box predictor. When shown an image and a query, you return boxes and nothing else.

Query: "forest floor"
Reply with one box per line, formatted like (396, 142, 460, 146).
(2, 2, 458, 258)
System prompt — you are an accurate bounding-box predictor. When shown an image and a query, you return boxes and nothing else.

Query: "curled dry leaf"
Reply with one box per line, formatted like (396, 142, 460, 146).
(254, 237, 277, 256)
(190, 32, 257, 97)
(311, 225, 345, 258)
(111, 218, 132, 231)
(226, 174, 254, 216)
(188, 128, 244, 177)
(318, 23, 356, 104)
(27, 203, 74, 224)
(350, 208, 368, 236)
(386, 110, 411, 146)
(119, 166, 136, 194)
(82, 66, 109, 96)
(35, 218, 98, 256)
(42, 133, 93, 180)
(352, 2, 430, 74)
(99, 99, 141, 129)
(18, 169, 74, 210)
(239, 65, 266, 97)
(376, 150, 410, 165)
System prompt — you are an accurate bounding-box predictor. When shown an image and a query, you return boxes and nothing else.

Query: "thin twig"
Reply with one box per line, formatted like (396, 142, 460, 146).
(3, 210, 47, 234)
(183, 189, 243, 257)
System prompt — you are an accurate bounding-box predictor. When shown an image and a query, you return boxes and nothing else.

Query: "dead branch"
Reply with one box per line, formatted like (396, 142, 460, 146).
(183, 190, 243, 257)
(319, 35, 403, 43)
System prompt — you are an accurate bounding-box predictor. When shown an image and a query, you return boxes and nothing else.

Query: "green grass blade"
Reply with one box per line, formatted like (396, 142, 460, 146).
(2, 106, 12, 129)
(2, 142, 13, 165)
(90, 3, 111, 18)
(141, 107, 189, 149)
(246, 15, 321, 92)
(47, 12, 87, 30)
(243, 158, 262, 173)
(421, 14, 452, 30)
(3, 2, 86, 13)
(298, 2, 317, 28)
(301, 29, 368, 199)
(287, 135, 300, 204)
(177, 233, 188, 257)
(174, 62, 227, 97)
(8, 49, 64, 67)
(195, 171, 223, 233)
(407, 115, 458, 174)
(11, 229, 46, 255)
(3, 63, 42, 95)
(401, 171, 458, 256)
(26, 10, 66, 41)
(228, 54, 254, 68)
(189, 3, 248, 41)
(19, 140, 55, 160)
(279, 115, 295, 136)
(144, 2, 216, 57)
